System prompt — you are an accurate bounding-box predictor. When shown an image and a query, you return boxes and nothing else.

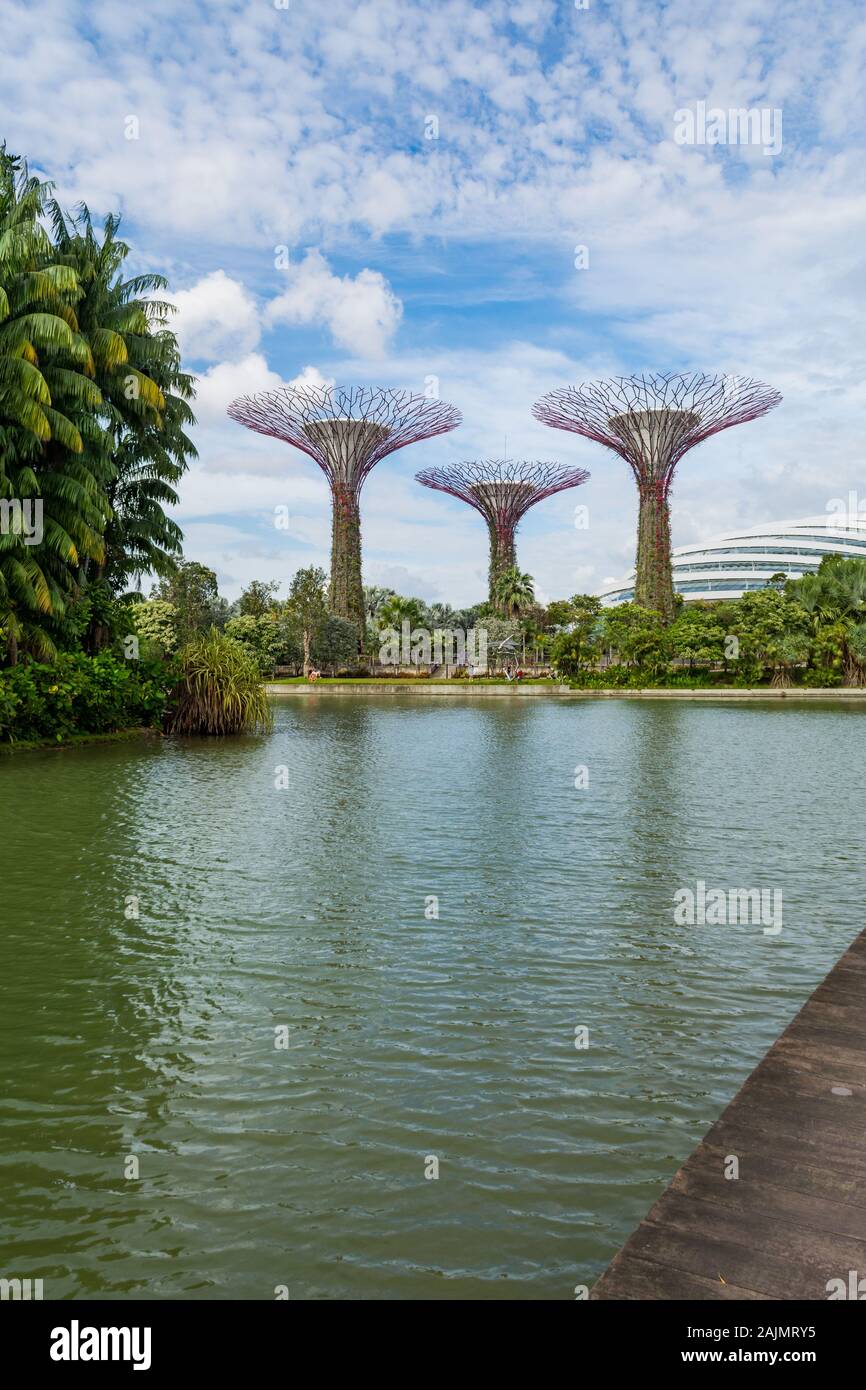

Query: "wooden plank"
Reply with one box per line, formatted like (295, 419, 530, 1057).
(591, 927, 866, 1300)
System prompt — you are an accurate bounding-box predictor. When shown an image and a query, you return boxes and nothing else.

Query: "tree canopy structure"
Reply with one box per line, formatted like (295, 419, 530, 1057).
(228, 385, 462, 643)
(533, 373, 781, 620)
(416, 458, 589, 613)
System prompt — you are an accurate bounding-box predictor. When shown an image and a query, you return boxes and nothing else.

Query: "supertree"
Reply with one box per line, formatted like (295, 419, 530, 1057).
(416, 458, 590, 612)
(533, 372, 782, 621)
(228, 385, 462, 645)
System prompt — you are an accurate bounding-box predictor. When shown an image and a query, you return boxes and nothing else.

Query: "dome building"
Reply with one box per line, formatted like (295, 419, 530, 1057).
(598, 514, 866, 606)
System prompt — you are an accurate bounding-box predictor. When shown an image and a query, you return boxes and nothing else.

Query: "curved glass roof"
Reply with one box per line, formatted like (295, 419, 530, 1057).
(598, 514, 866, 606)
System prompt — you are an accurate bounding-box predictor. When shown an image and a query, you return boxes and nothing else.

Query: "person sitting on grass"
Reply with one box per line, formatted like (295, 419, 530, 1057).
(308, 668, 321, 682)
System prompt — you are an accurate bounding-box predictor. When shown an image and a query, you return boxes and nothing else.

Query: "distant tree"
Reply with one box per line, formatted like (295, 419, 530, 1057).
(238, 579, 281, 617)
(154, 561, 226, 642)
(493, 566, 535, 618)
(550, 629, 587, 679)
(452, 603, 485, 632)
(377, 594, 427, 630)
(731, 588, 811, 685)
(602, 603, 670, 674)
(478, 615, 522, 670)
(549, 594, 602, 675)
(426, 601, 458, 628)
(363, 585, 396, 624)
(668, 604, 729, 673)
(286, 566, 328, 677)
(226, 611, 299, 676)
(134, 598, 179, 656)
(313, 614, 360, 672)
(544, 599, 574, 629)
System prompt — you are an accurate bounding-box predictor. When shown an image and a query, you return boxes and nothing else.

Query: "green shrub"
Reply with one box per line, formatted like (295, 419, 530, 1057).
(164, 629, 271, 736)
(0, 653, 176, 743)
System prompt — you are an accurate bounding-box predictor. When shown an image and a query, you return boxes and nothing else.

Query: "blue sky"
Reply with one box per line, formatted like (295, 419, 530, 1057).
(3, 0, 866, 603)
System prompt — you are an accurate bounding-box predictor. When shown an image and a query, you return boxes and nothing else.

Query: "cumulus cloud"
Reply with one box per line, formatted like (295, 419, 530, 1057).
(9, 0, 866, 599)
(264, 250, 403, 358)
(168, 270, 260, 363)
(194, 356, 334, 427)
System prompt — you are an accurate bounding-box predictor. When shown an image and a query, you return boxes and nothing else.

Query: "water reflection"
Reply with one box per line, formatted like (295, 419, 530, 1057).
(1, 699, 864, 1298)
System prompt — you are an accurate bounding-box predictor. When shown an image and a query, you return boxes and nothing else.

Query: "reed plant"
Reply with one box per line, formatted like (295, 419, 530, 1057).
(165, 629, 271, 736)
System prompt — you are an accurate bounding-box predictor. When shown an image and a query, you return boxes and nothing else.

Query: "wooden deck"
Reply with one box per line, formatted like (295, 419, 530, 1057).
(591, 929, 866, 1300)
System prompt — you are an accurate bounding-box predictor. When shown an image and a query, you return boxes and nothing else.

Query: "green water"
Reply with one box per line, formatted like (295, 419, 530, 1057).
(1, 696, 864, 1300)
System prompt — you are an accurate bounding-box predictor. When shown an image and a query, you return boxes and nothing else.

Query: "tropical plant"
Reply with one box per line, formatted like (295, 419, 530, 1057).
(0, 151, 196, 667)
(134, 598, 179, 656)
(164, 628, 271, 736)
(238, 579, 281, 617)
(550, 629, 587, 679)
(492, 565, 535, 618)
(0, 147, 89, 662)
(376, 593, 427, 631)
(0, 650, 173, 743)
(312, 614, 361, 671)
(788, 556, 866, 684)
(286, 566, 329, 677)
(154, 561, 227, 643)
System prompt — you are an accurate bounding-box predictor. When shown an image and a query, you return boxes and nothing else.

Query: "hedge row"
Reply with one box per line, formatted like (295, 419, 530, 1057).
(0, 653, 177, 744)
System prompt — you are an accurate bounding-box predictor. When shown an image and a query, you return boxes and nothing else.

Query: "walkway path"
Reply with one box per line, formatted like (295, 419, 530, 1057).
(591, 929, 866, 1300)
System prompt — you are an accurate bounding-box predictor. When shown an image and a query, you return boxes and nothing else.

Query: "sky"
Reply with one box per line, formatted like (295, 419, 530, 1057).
(2, 0, 866, 606)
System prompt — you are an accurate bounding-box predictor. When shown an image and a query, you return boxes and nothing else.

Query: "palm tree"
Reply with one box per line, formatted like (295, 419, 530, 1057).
(0, 147, 83, 447)
(792, 556, 866, 684)
(363, 585, 396, 624)
(427, 601, 457, 627)
(0, 154, 195, 665)
(377, 594, 426, 630)
(47, 208, 196, 627)
(0, 147, 89, 662)
(493, 566, 535, 619)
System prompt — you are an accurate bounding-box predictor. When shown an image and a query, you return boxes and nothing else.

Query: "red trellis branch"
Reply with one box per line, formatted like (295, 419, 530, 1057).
(532, 372, 782, 491)
(415, 458, 590, 532)
(228, 384, 462, 496)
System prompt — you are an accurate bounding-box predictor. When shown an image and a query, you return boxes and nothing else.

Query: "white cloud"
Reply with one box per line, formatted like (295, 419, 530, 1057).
(7, 0, 866, 601)
(167, 270, 260, 363)
(265, 250, 402, 358)
(193, 355, 334, 428)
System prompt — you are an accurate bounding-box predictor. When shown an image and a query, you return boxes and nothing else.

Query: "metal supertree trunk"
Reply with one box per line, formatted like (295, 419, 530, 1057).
(416, 458, 590, 612)
(533, 373, 782, 621)
(228, 385, 461, 644)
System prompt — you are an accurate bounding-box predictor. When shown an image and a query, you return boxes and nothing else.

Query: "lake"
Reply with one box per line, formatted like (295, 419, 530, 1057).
(2, 695, 864, 1299)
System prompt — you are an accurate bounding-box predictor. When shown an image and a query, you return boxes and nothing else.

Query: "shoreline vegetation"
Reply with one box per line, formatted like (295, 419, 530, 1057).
(4, 143, 866, 744)
(6, 554, 866, 741)
(266, 679, 866, 700)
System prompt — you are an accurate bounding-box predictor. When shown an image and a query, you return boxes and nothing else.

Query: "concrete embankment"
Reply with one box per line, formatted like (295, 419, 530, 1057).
(265, 683, 866, 700)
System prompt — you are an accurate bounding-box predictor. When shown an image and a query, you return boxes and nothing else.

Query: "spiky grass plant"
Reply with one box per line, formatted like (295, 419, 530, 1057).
(165, 628, 271, 736)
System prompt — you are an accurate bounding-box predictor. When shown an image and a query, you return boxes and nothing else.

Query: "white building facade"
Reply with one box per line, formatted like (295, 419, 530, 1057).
(598, 514, 866, 606)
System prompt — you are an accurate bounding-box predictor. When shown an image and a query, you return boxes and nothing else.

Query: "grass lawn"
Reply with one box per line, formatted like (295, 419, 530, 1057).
(267, 675, 555, 685)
